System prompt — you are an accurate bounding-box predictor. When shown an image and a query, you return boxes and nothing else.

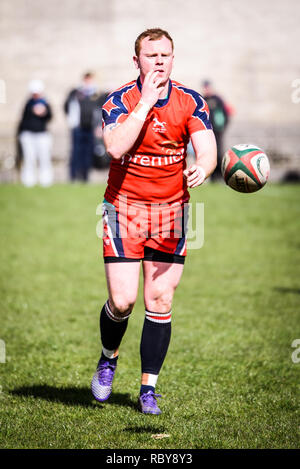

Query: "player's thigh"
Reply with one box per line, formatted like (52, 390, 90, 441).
(105, 261, 141, 313)
(142, 260, 184, 312)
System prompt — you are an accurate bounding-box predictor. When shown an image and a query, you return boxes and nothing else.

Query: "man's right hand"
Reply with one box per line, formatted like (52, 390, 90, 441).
(33, 103, 47, 116)
(140, 70, 165, 108)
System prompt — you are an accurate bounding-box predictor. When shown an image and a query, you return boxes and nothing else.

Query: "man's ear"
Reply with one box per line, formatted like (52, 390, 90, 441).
(133, 55, 140, 70)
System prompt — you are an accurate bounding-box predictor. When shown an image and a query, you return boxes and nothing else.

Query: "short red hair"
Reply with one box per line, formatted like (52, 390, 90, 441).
(135, 28, 174, 56)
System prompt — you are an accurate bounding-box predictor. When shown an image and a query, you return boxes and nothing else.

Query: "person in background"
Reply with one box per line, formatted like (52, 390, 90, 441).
(202, 80, 232, 181)
(64, 72, 107, 182)
(18, 79, 53, 187)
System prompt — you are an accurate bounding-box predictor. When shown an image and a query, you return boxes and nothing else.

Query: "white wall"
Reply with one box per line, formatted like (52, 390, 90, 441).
(0, 0, 299, 172)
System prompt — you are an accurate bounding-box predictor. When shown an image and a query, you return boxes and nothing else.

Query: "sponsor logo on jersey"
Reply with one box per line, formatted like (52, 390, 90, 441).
(162, 140, 180, 155)
(121, 151, 184, 167)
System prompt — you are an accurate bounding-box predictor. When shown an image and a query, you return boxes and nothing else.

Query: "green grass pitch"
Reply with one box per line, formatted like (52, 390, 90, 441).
(0, 182, 299, 449)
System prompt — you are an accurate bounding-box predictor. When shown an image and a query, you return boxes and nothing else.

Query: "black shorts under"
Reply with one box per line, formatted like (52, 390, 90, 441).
(104, 246, 185, 265)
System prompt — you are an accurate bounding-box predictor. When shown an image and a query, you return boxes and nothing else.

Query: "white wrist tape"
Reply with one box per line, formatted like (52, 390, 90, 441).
(131, 100, 151, 122)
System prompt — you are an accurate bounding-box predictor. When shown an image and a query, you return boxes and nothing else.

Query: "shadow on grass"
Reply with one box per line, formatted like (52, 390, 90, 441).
(10, 385, 135, 410)
(123, 425, 166, 434)
(274, 286, 300, 295)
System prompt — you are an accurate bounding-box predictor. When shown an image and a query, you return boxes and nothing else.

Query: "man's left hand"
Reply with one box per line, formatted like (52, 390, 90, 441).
(183, 164, 206, 188)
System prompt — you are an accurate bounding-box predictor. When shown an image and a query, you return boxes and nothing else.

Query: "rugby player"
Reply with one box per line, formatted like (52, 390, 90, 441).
(91, 28, 217, 414)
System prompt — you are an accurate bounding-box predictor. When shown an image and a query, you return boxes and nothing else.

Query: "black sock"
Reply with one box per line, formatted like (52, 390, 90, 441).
(140, 311, 172, 376)
(140, 385, 155, 396)
(99, 351, 118, 366)
(99, 301, 129, 360)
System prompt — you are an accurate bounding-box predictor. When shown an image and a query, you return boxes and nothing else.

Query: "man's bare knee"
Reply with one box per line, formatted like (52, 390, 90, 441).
(146, 288, 174, 312)
(109, 297, 135, 319)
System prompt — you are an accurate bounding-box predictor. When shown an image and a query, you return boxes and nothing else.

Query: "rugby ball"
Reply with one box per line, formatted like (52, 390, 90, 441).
(221, 144, 270, 193)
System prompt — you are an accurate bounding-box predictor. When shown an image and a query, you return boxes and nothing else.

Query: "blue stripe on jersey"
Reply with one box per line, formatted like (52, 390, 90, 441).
(172, 84, 212, 129)
(102, 83, 136, 126)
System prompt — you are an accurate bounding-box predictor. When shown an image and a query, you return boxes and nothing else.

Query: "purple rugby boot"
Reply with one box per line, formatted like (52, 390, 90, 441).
(138, 391, 162, 415)
(91, 361, 117, 402)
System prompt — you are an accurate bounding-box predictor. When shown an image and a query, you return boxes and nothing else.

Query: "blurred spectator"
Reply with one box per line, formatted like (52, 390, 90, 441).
(64, 72, 108, 182)
(202, 80, 233, 181)
(18, 80, 53, 187)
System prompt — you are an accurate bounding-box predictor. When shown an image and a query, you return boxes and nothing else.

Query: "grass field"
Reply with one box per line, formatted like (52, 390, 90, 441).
(0, 182, 299, 449)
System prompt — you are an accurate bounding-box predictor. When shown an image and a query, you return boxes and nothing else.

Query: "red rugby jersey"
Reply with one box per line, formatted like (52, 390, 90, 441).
(102, 77, 212, 205)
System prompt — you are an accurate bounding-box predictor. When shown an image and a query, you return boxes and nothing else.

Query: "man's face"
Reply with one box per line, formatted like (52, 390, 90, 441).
(83, 76, 94, 87)
(203, 84, 213, 97)
(134, 36, 174, 85)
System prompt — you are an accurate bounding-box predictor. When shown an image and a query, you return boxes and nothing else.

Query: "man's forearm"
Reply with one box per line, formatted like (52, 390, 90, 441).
(104, 101, 150, 160)
(193, 129, 217, 178)
(195, 151, 217, 178)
